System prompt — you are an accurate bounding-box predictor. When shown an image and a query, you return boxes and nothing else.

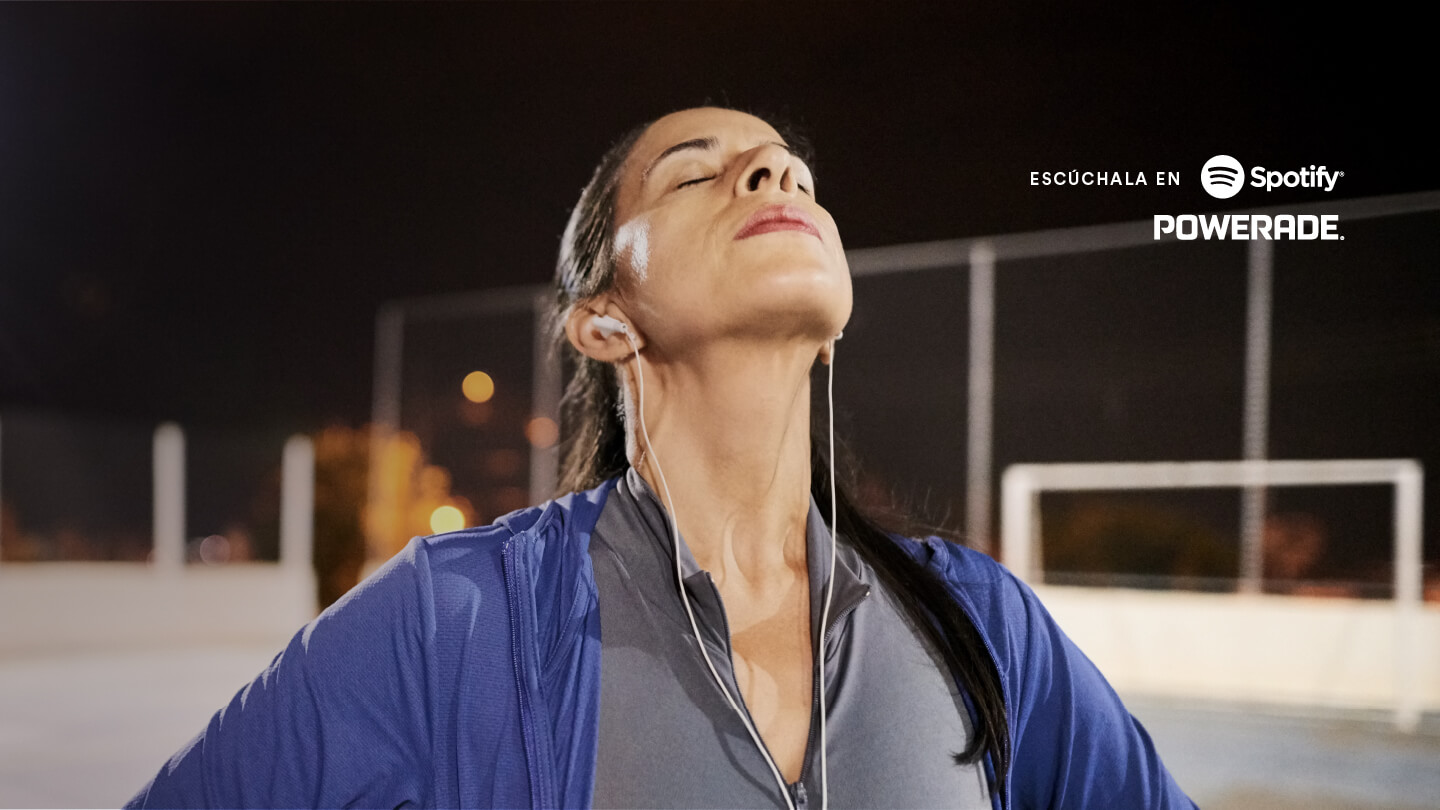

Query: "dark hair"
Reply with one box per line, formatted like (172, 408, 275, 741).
(546, 109, 1011, 799)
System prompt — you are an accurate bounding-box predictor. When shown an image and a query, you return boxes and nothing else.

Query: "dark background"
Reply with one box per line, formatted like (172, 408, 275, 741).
(2, 2, 1433, 431)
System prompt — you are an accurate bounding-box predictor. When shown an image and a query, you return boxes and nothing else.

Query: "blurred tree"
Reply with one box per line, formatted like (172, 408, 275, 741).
(1262, 512, 1327, 581)
(0, 500, 33, 561)
(305, 425, 474, 610)
(309, 426, 370, 610)
(1044, 497, 1238, 585)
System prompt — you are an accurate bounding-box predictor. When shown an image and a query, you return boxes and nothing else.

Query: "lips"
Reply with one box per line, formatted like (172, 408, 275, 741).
(734, 203, 822, 241)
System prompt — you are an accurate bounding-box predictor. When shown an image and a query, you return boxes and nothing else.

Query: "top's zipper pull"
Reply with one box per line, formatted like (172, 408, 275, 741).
(789, 779, 808, 810)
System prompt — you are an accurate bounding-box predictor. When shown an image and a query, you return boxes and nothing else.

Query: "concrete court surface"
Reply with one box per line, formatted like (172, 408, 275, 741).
(2, 644, 1438, 809)
(1126, 696, 1440, 810)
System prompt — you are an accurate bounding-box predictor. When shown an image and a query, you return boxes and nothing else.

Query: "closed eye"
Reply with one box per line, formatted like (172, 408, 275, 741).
(676, 176, 716, 189)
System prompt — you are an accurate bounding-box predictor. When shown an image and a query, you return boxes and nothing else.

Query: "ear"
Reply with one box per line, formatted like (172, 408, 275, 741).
(565, 299, 641, 363)
(818, 337, 835, 366)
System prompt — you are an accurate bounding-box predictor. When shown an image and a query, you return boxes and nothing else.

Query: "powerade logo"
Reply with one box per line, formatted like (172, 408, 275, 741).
(1154, 214, 1343, 241)
(1200, 154, 1344, 199)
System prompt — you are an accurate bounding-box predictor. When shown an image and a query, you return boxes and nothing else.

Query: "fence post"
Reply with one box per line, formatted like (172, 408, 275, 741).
(368, 304, 404, 562)
(1394, 460, 1425, 732)
(530, 291, 561, 503)
(1239, 239, 1274, 594)
(280, 434, 315, 577)
(152, 422, 185, 574)
(967, 242, 997, 556)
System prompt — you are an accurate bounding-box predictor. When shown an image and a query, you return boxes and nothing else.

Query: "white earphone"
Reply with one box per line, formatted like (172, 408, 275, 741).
(590, 315, 628, 339)
(592, 314, 843, 810)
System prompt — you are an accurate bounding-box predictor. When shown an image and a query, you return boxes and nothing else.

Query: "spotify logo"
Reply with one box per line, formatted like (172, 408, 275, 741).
(1201, 155, 1244, 199)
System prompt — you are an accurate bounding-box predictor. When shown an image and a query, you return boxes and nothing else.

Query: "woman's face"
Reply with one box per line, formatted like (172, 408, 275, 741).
(608, 107, 851, 354)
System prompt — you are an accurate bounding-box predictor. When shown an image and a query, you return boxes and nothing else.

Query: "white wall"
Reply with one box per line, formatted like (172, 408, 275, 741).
(1035, 584, 1440, 713)
(6, 566, 1434, 716)
(0, 563, 315, 656)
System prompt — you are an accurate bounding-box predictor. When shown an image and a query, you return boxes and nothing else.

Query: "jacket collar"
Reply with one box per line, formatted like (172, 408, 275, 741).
(494, 474, 618, 543)
(608, 464, 872, 652)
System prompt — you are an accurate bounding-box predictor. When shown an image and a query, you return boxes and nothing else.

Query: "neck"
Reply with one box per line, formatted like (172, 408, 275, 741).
(625, 337, 823, 593)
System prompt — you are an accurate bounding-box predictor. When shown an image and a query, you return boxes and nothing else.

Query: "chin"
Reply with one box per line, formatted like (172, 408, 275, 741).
(736, 239, 846, 282)
(738, 273, 849, 334)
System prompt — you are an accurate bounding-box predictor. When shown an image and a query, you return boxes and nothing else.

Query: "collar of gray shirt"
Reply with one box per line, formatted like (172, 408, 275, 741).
(612, 464, 872, 657)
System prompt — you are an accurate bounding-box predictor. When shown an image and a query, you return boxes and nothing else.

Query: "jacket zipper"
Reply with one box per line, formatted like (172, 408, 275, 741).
(788, 779, 808, 810)
(700, 575, 866, 809)
(793, 590, 868, 804)
(502, 536, 553, 810)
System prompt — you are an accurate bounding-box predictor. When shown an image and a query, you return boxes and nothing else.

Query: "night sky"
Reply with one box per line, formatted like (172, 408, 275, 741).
(1, 3, 1434, 431)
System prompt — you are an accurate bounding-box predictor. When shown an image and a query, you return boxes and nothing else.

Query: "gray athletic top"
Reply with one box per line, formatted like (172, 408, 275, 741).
(589, 465, 991, 809)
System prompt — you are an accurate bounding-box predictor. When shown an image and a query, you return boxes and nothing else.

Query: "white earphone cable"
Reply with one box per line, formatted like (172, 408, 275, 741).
(819, 330, 840, 810)
(619, 326, 801, 810)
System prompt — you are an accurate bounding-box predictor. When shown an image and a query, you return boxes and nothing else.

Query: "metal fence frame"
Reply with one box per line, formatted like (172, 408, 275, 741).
(369, 191, 1440, 579)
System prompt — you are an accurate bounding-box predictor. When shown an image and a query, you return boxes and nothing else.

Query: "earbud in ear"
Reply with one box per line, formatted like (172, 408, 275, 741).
(833, 330, 844, 341)
(592, 315, 629, 338)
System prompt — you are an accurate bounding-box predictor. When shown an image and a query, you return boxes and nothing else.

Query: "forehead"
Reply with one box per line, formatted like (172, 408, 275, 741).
(636, 107, 783, 153)
(620, 108, 785, 187)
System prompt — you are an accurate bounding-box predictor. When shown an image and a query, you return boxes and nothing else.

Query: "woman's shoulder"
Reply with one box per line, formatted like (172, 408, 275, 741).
(885, 532, 1053, 645)
(885, 531, 1013, 587)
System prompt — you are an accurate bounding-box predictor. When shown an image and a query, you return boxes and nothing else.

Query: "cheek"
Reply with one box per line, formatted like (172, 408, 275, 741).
(817, 210, 845, 252)
(625, 213, 725, 330)
(614, 216, 652, 281)
(636, 209, 718, 288)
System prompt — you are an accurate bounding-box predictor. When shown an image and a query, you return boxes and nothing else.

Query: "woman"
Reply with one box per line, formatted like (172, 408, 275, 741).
(125, 107, 1195, 810)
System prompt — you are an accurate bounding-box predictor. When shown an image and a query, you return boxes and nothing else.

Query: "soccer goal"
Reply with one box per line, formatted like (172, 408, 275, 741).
(1000, 458, 1427, 731)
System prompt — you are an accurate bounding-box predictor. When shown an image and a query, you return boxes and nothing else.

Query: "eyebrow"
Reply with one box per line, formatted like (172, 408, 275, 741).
(640, 136, 799, 184)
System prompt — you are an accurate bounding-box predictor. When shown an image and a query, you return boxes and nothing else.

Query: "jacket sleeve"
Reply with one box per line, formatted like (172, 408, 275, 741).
(998, 571, 1197, 810)
(123, 537, 437, 809)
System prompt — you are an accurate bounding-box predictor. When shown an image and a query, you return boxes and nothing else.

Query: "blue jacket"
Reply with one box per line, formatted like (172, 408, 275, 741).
(126, 475, 1196, 810)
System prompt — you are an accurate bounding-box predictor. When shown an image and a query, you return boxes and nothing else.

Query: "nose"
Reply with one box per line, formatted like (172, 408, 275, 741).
(734, 143, 801, 197)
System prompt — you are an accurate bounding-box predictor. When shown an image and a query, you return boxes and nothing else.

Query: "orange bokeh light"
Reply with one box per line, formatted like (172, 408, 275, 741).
(462, 371, 495, 403)
(429, 504, 466, 534)
(525, 416, 559, 448)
